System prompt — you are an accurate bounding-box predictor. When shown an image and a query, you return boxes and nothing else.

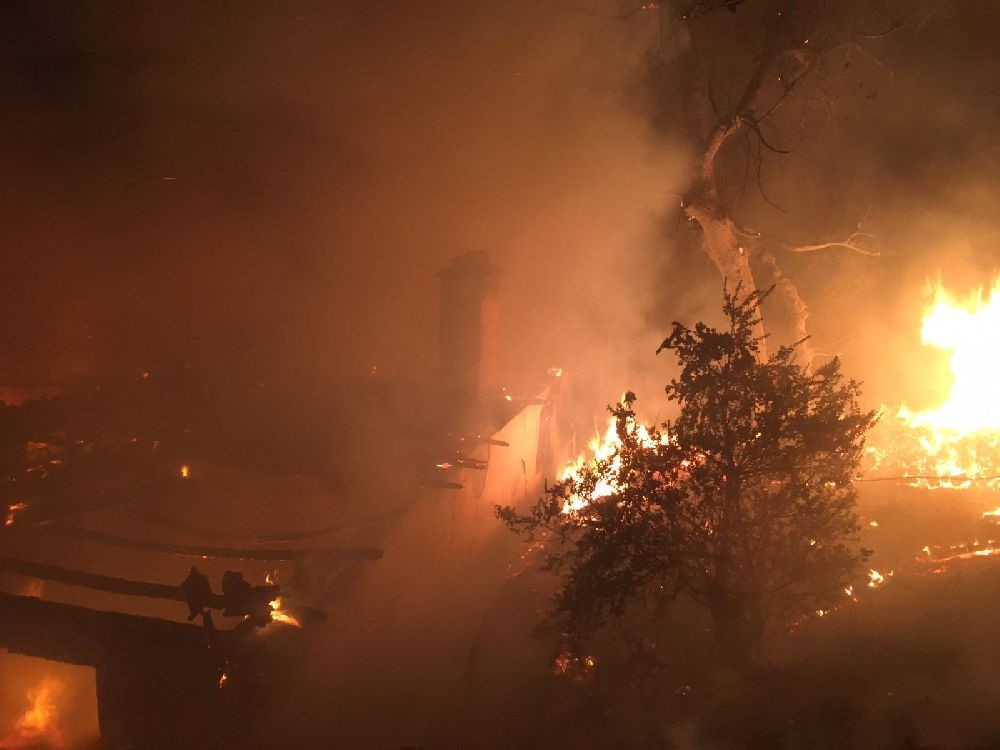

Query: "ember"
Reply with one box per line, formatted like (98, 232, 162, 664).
(4, 503, 26, 528)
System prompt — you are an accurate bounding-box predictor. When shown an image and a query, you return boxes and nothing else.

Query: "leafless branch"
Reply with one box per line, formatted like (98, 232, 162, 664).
(740, 129, 753, 198)
(781, 230, 878, 256)
(752, 133, 787, 213)
(756, 53, 814, 123)
(733, 221, 761, 239)
(740, 114, 792, 154)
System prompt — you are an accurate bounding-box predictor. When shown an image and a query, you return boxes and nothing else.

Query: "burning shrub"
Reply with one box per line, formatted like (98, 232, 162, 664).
(498, 286, 877, 668)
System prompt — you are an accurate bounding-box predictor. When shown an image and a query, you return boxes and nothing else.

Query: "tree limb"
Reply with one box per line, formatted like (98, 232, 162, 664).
(780, 230, 878, 256)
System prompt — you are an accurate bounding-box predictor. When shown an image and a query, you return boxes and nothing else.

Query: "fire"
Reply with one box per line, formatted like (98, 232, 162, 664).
(179, 464, 191, 479)
(557, 397, 669, 514)
(0, 678, 64, 749)
(866, 568, 892, 588)
(906, 279, 1000, 436)
(268, 597, 301, 628)
(4, 502, 26, 527)
(867, 279, 1000, 488)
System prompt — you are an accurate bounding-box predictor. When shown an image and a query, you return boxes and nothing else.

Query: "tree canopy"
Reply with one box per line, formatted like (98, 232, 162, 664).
(498, 286, 877, 667)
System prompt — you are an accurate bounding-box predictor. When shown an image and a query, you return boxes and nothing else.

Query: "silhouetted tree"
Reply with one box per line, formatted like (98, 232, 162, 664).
(640, 0, 938, 364)
(498, 287, 877, 667)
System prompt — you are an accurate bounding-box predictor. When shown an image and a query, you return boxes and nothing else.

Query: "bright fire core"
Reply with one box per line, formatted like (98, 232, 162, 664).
(868, 278, 1000, 488)
(903, 279, 1000, 435)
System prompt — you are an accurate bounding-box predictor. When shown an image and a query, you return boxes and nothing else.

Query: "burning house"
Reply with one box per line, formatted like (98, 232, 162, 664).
(4, 1, 1000, 747)
(0, 253, 570, 748)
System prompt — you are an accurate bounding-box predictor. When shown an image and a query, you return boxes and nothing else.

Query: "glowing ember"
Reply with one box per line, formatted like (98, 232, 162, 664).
(867, 569, 890, 588)
(4, 503, 26, 527)
(268, 597, 301, 627)
(922, 540, 1000, 567)
(0, 678, 64, 749)
(867, 279, 1000, 488)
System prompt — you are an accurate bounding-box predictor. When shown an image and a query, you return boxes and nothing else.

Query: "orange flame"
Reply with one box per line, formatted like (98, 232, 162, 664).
(867, 279, 1000, 489)
(558, 397, 669, 514)
(0, 678, 64, 749)
(268, 597, 301, 628)
(4, 503, 27, 527)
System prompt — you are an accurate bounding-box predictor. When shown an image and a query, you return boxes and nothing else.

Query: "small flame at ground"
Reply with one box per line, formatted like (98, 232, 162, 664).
(867, 569, 891, 588)
(0, 678, 64, 749)
(4, 503, 26, 527)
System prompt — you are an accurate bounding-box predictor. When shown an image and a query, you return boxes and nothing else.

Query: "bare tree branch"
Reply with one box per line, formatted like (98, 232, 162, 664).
(740, 114, 793, 154)
(781, 230, 878, 256)
(752, 132, 787, 213)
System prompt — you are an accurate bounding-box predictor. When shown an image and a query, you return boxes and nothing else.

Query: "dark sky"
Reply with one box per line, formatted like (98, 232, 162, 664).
(1, 0, 999, 410)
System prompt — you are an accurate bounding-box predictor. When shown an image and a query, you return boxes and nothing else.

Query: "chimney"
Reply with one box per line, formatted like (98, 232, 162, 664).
(438, 252, 499, 431)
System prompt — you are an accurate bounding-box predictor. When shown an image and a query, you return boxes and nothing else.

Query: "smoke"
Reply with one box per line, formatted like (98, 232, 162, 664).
(5, 2, 1000, 748)
(0, 0, 687, 404)
(703, 1, 1000, 409)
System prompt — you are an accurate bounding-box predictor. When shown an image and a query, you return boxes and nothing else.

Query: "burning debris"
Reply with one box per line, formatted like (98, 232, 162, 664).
(0, 678, 64, 750)
(867, 278, 1000, 489)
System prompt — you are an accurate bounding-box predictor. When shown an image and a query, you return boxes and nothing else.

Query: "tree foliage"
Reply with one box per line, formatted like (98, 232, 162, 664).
(498, 287, 877, 666)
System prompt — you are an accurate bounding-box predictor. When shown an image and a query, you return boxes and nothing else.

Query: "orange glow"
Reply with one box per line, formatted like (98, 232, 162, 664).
(867, 279, 1000, 489)
(906, 280, 1000, 436)
(4, 502, 26, 527)
(867, 569, 891, 588)
(268, 597, 301, 628)
(0, 678, 64, 749)
(557, 396, 669, 514)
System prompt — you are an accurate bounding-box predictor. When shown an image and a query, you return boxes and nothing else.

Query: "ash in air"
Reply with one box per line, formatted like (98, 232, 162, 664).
(1, 1, 1000, 748)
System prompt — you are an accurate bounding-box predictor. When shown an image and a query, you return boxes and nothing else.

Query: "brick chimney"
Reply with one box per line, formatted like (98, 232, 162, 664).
(438, 252, 499, 431)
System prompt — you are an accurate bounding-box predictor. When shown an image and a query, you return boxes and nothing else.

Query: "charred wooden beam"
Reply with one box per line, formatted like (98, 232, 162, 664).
(51, 524, 384, 562)
(0, 555, 195, 603)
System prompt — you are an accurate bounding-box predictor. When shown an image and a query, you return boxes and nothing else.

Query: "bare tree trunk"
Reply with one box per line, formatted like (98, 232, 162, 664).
(683, 202, 818, 369)
(683, 202, 768, 356)
(755, 249, 816, 369)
